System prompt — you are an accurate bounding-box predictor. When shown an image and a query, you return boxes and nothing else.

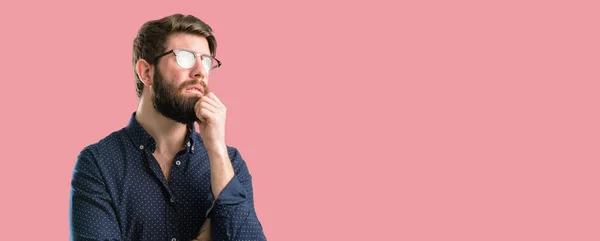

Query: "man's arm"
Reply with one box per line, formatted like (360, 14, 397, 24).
(205, 147, 266, 241)
(70, 147, 121, 241)
(195, 92, 265, 240)
(207, 144, 235, 200)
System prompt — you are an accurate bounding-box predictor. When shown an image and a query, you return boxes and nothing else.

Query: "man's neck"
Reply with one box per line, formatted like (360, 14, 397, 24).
(135, 96, 188, 155)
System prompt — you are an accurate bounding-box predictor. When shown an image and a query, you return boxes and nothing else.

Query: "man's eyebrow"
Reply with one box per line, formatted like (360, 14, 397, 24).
(174, 48, 210, 56)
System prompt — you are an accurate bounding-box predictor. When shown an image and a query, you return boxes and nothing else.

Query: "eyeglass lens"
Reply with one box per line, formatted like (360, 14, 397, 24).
(175, 50, 215, 73)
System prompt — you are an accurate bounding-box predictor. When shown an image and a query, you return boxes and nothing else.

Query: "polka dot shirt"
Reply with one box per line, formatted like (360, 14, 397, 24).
(70, 112, 266, 240)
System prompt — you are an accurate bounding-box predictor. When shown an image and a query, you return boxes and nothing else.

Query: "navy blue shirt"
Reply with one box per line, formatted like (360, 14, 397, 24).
(70, 112, 266, 241)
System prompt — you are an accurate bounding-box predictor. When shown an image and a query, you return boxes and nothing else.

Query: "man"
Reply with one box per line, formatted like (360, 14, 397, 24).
(70, 14, 266, 241)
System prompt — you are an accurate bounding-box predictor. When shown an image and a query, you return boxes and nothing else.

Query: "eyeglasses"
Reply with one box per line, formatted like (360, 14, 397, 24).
(153, 49, 222, 74)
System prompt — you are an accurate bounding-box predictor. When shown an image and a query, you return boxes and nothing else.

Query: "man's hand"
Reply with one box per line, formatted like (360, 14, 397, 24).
(194, 92, 227, 152)
(193, 219, 212, 241)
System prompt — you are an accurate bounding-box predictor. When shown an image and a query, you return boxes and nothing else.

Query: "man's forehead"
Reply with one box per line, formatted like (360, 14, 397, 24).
(166, 33, 210, 54)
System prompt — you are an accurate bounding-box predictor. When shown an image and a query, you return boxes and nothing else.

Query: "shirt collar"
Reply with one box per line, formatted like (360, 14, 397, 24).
(125, 112, 200, 154)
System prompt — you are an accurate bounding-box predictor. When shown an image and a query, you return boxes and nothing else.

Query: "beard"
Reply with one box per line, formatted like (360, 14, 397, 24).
(152, 68, 202, 124)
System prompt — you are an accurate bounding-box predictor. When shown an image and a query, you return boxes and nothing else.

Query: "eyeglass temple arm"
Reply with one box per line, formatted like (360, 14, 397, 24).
(153, 50, 175, 63)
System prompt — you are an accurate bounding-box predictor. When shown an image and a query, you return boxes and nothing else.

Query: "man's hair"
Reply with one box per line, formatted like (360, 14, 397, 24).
(132, 14, 217, 98)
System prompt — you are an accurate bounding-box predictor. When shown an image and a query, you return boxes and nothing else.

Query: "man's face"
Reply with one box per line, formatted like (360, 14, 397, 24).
(151, 33, 211, 124)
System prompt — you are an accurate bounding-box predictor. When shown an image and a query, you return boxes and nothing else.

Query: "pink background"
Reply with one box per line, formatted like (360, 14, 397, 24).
(1, 0, 599, 240)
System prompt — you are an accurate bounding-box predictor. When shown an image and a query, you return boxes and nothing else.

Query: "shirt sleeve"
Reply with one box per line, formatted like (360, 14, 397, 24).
(70, 147, 121, 241)
(206, 146, 266, 241)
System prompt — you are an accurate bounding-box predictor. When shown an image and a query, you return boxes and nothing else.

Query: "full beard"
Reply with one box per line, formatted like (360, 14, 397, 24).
(151, 68, 204, 124)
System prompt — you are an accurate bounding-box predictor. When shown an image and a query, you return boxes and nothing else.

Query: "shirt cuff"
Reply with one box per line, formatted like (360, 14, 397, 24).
(205, 175, 247, 218)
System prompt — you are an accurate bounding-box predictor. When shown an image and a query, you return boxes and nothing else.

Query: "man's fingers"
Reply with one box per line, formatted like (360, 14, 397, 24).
(195, 99, 218, 122)
(200, 101, 219, 113)
(199, 108, 216, 122)
(200, 94, 222, 109)
(207, 92, 224, 106)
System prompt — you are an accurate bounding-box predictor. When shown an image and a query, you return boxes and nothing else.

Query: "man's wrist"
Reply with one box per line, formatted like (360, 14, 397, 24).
(206, 142, 227, 157)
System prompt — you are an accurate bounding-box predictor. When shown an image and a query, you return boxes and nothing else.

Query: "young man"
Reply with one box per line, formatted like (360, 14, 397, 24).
(70, 14, 266, 241)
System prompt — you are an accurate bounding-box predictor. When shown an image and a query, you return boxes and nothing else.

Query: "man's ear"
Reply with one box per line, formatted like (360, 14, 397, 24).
(135, 59, 154, 86)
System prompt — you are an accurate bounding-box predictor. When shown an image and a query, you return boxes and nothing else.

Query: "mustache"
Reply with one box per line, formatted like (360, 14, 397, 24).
(179, 79, 210, 95)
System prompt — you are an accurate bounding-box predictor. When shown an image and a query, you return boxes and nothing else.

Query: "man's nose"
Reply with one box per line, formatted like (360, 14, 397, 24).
(189, 59, 208, 79)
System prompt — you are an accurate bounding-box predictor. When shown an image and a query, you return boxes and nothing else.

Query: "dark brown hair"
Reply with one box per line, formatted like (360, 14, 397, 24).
(132, 14, 217, 98)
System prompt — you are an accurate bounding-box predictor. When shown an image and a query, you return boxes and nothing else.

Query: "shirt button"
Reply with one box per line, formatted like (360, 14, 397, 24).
(186, 142, 191, 147)
(175, 160, 181, 166)
(191, 146, 195, 151)
(171, 238, 176, 241)
(170, 197, 175, 203)
(139, 145, 144, 150)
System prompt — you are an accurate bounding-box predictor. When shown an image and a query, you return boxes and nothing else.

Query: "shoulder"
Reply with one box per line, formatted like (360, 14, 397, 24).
(75, 128, 130, 167)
